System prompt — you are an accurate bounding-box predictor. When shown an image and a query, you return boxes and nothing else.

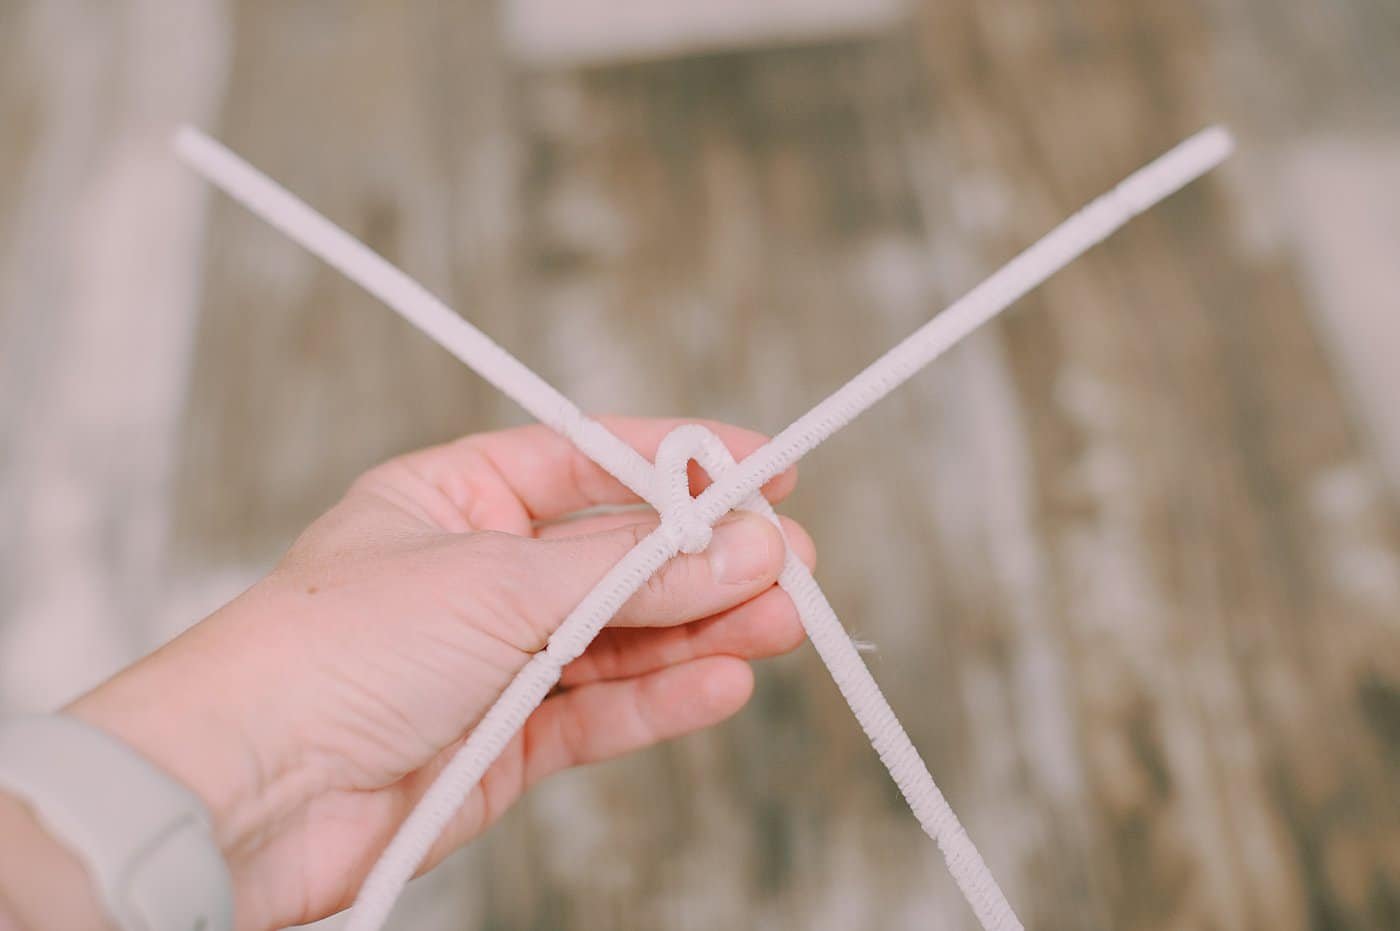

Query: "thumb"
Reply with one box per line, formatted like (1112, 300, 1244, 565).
(509, 513, 787, 635)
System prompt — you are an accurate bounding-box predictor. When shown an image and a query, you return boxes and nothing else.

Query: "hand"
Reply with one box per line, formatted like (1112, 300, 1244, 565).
(67, 417, 815, 929)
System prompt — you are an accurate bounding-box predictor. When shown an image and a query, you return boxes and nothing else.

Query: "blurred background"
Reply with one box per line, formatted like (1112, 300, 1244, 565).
(2, 0, 1398, 928)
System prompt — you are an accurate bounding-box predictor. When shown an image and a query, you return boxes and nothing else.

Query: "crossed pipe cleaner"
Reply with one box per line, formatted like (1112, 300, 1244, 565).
(176, 125, 1233, 931)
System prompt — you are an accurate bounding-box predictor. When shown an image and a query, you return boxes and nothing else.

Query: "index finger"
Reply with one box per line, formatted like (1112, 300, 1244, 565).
(389, 416, 799, 531)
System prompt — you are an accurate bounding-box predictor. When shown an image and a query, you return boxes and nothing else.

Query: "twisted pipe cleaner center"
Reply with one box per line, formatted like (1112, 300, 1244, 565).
(655, 425, 727, 554)
(173, 125, 1233, 931)
(531, 427, 759, 706)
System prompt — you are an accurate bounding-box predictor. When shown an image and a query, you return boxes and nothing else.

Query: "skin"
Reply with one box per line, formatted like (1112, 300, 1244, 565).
(0, 417, 815, 931)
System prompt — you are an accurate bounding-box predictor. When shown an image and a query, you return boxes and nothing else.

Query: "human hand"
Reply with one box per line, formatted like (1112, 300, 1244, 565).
(67, 417, 815, 929)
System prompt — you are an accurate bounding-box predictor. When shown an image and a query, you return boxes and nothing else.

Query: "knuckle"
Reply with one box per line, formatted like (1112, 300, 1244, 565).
(456, 531, 552, 649)
(639, 550, 694, 619)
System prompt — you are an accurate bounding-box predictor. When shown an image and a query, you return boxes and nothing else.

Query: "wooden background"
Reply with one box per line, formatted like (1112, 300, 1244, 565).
(2, 1, 1398, 928)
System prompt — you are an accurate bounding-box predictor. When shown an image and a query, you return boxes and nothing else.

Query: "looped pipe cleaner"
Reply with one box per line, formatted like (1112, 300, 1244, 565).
(175, 125, 1233, 931)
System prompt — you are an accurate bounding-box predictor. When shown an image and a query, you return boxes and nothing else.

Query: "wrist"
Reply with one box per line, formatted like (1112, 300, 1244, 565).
(65, 682, 257, 854)
(65, 603, 321, 870)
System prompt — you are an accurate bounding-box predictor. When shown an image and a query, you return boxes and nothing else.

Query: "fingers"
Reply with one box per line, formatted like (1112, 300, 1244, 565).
(551, 515, 815, 684)
(528, 513, 795, 629)
(377, 416, 800, 531)
(559, 584, 808, 688)
(520, 655, 754, 788)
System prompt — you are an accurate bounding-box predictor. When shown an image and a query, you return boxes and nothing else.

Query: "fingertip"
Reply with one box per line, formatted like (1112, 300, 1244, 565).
(751, 594, 808, 655)
(707, 512, 786, 588)
(777, 516, 817, 571)
(760, 462, 799, 504)
(700, 656, 755, 715)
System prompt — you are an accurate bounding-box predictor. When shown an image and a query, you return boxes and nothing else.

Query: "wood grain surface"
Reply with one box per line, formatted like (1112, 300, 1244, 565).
(2, 2, 1398, 929)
